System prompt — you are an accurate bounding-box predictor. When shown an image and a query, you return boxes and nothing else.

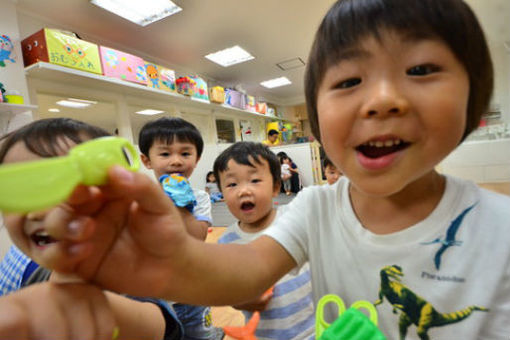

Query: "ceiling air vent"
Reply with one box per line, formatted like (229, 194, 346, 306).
(276, 57, 305, 71)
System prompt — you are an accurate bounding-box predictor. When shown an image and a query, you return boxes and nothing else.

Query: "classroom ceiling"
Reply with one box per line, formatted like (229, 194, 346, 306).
(15, 0, 510, 106)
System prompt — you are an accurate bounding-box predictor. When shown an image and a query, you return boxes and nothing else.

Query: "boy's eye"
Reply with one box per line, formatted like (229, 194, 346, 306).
(159, 152, 170, 157)
(182, 152, 191, 157)
(334, 77, 361, 89)
(251, 179, 261, 183)
(226, 183, 236, 188)
(407, 64, 441, 76)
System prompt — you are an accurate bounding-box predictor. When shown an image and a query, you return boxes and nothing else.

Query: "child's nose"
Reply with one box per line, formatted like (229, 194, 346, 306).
(169, 155, 183, 165)
(237, 184, 252, 197)
(361, 80, 408, 118)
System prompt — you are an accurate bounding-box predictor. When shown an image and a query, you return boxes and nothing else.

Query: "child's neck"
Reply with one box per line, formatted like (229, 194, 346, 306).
(239, 208, 277, 233)
(349, 171, 446, 235)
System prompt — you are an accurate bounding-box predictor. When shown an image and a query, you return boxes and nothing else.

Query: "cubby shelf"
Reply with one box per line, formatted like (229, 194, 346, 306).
(0, 102, 38, 116)
(25, 62, 284, 121)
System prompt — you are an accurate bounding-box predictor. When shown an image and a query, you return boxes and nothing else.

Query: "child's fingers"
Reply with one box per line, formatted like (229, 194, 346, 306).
(103, 166, 177, 215)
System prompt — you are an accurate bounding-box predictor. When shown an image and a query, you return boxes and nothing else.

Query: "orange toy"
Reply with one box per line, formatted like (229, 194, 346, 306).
(223, 311, 260, 340)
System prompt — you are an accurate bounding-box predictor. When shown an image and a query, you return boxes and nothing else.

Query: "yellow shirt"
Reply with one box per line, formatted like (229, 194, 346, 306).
(262, 139, 280, 146)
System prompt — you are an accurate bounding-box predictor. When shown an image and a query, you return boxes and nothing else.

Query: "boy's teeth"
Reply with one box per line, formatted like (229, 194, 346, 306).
(366, 139, 402, 147)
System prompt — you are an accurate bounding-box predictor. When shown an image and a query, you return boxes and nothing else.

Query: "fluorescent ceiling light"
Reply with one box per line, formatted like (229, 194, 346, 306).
(205, 45, 254, 67)
(48, 108, 60, 113)
(56, 99, 96, 108)
(136, 109, 165, 115)
(91, 0, 182, 27)
(260, 77, 292, 89)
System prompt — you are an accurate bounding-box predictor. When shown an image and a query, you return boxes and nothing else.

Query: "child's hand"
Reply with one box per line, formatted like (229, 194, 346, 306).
(0, 282, 116, 340)
(24, 166, 191, 297)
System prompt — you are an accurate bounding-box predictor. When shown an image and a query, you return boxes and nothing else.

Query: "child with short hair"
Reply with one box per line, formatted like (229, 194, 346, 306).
(21, 0, 510, 338)
(138, 117, 223, 340)
(322, 156, 342, 185)
(205, 171, 223, 203)
(279, 156, 293, 196)
(0, 118, 183, 339)
(215, 142, 315, 339)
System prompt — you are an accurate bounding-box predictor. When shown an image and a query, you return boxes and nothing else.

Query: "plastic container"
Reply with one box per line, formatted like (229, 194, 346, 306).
(4, 91, 24, 104)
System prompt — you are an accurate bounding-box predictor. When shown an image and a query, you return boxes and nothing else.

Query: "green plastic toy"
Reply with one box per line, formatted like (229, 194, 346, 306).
(316, 294, 387, 340)
(0, 136, 139, 213)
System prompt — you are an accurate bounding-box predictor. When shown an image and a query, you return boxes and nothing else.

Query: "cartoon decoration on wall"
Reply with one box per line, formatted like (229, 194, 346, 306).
(0, 35, 16, 67)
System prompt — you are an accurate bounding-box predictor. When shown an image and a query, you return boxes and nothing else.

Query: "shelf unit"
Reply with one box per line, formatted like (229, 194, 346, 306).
(24, 62, 285, 121)
(0, 103, 38, 133)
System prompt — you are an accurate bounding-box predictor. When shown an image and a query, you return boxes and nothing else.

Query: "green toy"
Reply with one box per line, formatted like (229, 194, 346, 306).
(0, 136, 139, 213)
(316, 294, 387, 340)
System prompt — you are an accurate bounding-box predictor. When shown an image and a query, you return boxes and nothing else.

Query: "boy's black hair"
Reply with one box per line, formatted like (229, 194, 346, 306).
(0, 118, 110, 163)
(138, 117, 204, 158)
(305, 0, 493, 143)
(323, 156, 335, 169)
(213, 142, 281, 191)
(267, 129, 279, 137)
(206, 171, 215, 183)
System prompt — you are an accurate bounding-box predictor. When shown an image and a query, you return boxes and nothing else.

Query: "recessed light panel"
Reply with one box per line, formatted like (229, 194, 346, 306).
(91, 0, 182, 26)
(260, 77, 292, 89)
(205, 46, 254, 67)
(136, 109, 165, 115)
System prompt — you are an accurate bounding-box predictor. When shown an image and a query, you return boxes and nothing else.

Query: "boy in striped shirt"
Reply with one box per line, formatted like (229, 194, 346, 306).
(215, 142, 315, 340)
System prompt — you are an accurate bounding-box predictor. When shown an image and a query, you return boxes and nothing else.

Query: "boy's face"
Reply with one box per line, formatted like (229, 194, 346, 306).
(3, 140, 75, 263)
(219, 157, 279, 230)
(316, 30, 469, 197)
(324, 164, 341, 185)
(268, 134, 278, 143)
(141, 139, 199, 179)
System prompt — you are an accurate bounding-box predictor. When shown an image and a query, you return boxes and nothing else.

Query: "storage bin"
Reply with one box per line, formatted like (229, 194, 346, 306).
(145, 63, 176, 92)
(176, 76, 195, 96)
(21, 28, 102, 74)
(225, 89, 245, 109)
(100, 46, 147, 85)
(189, 76, 209, 101)
(209, 86, 225, 104)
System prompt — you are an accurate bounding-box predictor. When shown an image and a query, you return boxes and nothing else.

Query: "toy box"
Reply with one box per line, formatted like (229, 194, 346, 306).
(256, 102, 267, 114)
(209, 86, 225, 104)
(176, 76, 195, 96)
(189, 76, 209, 101)
(225, 88, 245, 109)
(245, 95, 256, 112)
(145, 63, 176, 92)
(100, 46, 147, 85)
(21, 28, 102, 74)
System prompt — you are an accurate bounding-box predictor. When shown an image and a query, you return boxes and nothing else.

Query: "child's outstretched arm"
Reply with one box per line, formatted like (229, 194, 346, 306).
(28, 166, 296, 305)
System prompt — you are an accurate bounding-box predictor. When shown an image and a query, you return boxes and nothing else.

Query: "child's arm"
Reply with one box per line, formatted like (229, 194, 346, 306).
(179, 208, 208, 240)
(25, 166, 296, 305)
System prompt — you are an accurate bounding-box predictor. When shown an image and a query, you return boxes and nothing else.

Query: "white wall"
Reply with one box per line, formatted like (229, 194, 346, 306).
(271, 143, 315, 187)
(439, 139, 510, 183)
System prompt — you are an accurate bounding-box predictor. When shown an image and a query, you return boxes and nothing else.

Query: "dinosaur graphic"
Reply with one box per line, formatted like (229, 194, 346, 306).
(421, 204, 476, 269)
(374, 265, 487, 340)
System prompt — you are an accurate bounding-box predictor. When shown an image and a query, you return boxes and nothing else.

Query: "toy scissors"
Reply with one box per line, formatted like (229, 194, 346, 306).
(316, 294, 386, 340)
(0, 136, 140, 213)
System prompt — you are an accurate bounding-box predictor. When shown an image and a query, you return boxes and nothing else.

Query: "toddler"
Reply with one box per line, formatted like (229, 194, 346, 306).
(205, 171, 223, 203)
(215, 142, 315, 339)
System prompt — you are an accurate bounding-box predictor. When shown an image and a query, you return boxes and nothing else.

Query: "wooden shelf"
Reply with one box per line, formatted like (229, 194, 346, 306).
(25, 62, 285, 121)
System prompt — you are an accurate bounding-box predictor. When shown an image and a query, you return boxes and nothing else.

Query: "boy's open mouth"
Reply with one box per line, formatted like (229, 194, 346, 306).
(356, 138, 410, 158)
(241, 202, 255, 211)
(30, 230, 56, 247)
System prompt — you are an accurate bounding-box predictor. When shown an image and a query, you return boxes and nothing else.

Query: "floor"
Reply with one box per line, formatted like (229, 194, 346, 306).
(208, 193, 297, 338)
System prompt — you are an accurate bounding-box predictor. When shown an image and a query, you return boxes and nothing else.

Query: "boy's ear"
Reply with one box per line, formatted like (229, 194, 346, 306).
(273, 181, 281, 197)
(140, 154, 152, 169)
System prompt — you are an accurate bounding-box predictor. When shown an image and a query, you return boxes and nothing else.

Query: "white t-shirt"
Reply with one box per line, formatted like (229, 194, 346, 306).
(281, 164, 291, 178)
(264, 176, 510, 339)
(218, 207, 315, 340)
(205, 182, 221, 195)
(192, 188, 212, 225)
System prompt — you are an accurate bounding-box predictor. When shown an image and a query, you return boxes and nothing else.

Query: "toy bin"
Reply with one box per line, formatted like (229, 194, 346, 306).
(209, 86, 225, 104)
(21, 28, 102, 74)
(225, 89, 245, 109)
(176, 76, 195, 96)
(189, 76, 209, 101)
(256, 102, 267, 114)
(245, 95, 256, 112)
(145, 63, 176, 92)
(100, 46, 147, 85)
